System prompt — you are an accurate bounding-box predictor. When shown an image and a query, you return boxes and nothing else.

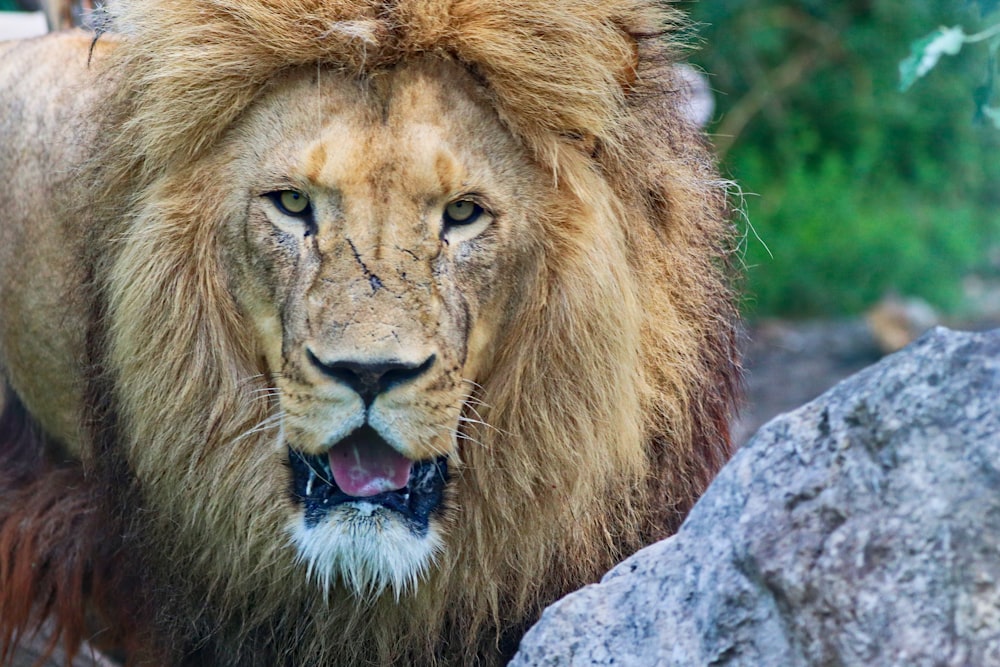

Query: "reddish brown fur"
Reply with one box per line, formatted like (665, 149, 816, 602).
(0, 392, 143, 666)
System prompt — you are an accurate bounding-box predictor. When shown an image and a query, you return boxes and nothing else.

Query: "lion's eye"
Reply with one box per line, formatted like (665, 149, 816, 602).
(268, 190, 312, 217)
(440, 197, 492, 245)
(443, 200, 483, 226)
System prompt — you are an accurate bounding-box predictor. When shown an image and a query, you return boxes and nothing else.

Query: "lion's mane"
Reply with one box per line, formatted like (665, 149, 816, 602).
(0, 1, 739, 664)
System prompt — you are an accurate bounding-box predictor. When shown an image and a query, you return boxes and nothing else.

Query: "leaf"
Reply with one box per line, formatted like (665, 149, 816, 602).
(899, 26, 967, 91)
(982, 106, 1000, 127)
(974, 82, 993, 111)
(976, 45, 999, 125)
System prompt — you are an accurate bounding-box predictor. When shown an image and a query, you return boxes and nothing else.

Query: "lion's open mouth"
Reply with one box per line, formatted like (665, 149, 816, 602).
(288, 426, 448, 533)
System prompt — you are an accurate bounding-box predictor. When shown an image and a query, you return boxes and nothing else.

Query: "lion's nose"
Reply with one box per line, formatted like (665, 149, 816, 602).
(306, 350, 437, 405)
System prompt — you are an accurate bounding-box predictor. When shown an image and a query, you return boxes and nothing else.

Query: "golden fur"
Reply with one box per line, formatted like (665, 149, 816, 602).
(0, 1, 739, 665)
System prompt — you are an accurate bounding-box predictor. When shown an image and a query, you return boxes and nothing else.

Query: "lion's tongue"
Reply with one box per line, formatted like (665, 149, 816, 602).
(328, 431, 413, 498)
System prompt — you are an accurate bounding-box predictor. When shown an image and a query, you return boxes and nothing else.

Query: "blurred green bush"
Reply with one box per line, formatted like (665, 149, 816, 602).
(689, 0, 1000, 318)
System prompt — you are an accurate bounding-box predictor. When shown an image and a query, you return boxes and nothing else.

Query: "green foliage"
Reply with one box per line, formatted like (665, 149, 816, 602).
(689, 0, 1000, 318)
(978, 0, 1000, 16)
(899, 17, 1000, 125)
(899, 26, 967, 93)
(738, 153, 983, 316)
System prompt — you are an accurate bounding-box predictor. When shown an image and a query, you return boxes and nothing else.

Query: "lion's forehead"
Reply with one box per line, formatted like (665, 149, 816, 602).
(241, 60, 526, 209)
(304, 122, 468, 217)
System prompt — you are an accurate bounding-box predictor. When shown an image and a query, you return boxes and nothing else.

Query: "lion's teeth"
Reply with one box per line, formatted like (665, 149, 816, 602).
(306, 469, 316, 496)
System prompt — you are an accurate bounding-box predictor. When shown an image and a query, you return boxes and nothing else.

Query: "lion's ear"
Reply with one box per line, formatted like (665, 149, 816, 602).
(561, 131, 600, 158)
(563, 31, 637, 159)
(561, 27, 638, 158)
(616, 35, 640, 93)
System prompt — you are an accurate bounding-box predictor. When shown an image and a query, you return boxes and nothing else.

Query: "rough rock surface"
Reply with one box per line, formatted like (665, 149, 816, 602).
(512, 327, 1000, 666)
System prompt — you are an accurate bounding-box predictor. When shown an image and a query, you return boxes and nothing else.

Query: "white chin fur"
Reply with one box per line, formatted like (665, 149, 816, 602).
(288, 503, 443, 599)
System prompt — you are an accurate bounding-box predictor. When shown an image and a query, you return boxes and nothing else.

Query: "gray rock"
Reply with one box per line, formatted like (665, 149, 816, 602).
(512, 327, 1000, 667)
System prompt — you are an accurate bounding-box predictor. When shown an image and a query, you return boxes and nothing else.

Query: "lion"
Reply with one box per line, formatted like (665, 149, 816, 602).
(0, 1, 740, 665)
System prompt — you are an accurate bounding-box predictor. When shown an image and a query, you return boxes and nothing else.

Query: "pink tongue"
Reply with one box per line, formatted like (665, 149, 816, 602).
(328, 430, 413, 498)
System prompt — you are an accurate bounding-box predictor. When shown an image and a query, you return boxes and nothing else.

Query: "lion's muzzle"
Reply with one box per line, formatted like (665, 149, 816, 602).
(286, 347, 451, 535)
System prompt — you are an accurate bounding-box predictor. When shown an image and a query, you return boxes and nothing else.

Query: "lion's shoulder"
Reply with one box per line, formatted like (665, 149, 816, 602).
(0, 30, 111, 101)
(0, 31, 112, 176)
(0, 31, 113, 452)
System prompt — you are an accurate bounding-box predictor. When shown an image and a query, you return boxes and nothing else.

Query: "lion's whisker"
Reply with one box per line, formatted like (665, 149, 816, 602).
(462, 402, 488, 421)
(238, 372, 270, 388)
(430, 422, 488, 451)
(457, 414, 507, 438)
(462, 397, 492, 414)
(251, 388, 282, 398)
(234, 411, 285, 443)
(457, 415, 491, 428)
(453, 430, 487, 450)
(460, 378, 485, 391)
(460, 381, 493, 408)
(296, 454, 335, 489)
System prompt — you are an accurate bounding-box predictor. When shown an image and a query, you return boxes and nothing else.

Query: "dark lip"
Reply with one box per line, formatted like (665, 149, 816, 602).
(287, 427, 449, 535)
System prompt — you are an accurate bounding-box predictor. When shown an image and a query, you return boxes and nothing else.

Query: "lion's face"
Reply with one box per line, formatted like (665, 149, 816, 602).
(218, 60, 546, 595)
